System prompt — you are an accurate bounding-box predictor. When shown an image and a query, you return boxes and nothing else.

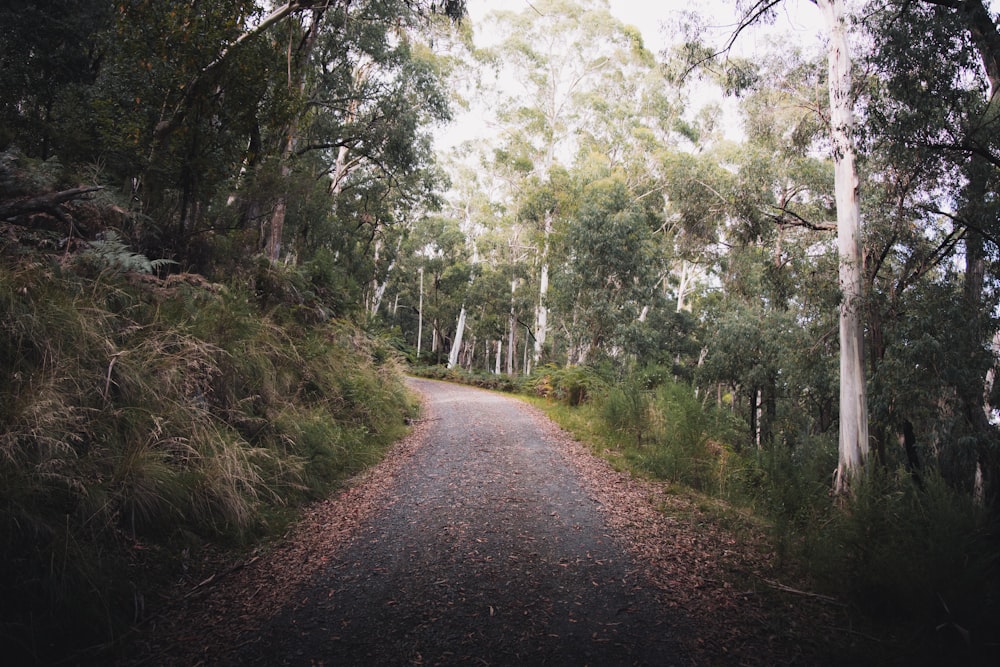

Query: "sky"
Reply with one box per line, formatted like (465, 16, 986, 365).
(466, 0, 828, 58)
(435, 0, 830, 151)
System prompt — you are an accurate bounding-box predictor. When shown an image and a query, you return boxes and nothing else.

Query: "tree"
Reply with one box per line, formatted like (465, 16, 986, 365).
(813, 0, 869, 492)
(470, 0, 660, 369)
(861, 0, 1000, 497)
(731, 0, 869, 491)
(0, 0, 110, 159)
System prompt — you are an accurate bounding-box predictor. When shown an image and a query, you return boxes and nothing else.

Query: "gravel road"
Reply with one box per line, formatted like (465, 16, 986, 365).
(227, 378, 686, 666)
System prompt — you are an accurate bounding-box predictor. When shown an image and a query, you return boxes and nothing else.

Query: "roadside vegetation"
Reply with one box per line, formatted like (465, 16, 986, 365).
(411, 363, 1000, 666)
(0, 249, 416, 663)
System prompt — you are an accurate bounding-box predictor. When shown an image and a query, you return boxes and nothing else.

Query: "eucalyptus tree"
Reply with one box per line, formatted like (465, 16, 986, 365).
(683, 47, 843, 448)
(473, 0, 664, 369)
(550, 175, 663, 364)
(256, 0, 460, 263)
(860, 0, 1000, 495)
(725, 0, 868, 491)
(729, 0, 1000, 493)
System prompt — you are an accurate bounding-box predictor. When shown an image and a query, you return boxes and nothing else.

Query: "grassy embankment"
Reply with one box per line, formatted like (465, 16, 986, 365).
(0, 255, 416, 664)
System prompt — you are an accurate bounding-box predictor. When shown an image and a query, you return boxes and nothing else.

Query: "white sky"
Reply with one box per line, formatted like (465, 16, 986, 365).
(467, 0, 827, 58)
(436, 0, 830, 152)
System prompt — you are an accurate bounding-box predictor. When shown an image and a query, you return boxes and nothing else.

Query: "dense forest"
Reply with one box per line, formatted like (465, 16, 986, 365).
(2, 0, 999, 664)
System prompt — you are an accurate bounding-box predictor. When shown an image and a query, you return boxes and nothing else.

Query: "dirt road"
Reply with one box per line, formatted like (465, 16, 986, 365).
(122, 377, 850, 667)
(219, 378, 685, 665)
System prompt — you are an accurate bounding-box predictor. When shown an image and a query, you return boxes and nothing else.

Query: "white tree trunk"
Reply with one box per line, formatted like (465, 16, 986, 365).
(676, 260, 697, 313)
(448, 306, 467, 369)
(507, 278, 517, 375)
(817, 0, 869, 493)
(416, 267, 424, 358)
(523, 325, 531, 375)
(533, 212, 552, 365)
(495, 339, 502, 375)
(369, 236, 402, 318)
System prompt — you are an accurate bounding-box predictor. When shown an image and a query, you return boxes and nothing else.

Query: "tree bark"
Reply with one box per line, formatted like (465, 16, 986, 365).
(533, 211, 552, 365)
(266, 6, 327, 261)
(507, 278, 517, 375)
(448, 305, 467, 369)
(417, 267, 424, 358)
(0, 186, 103, 229)
(816, 0, 870, 493)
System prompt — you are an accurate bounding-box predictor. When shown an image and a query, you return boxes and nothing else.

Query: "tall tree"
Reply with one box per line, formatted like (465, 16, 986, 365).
(815, 0, 870, 492)
(732, 0, 869, 490)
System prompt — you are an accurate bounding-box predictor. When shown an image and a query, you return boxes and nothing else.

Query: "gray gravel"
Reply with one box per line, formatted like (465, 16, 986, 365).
(229, 378, 686, 666)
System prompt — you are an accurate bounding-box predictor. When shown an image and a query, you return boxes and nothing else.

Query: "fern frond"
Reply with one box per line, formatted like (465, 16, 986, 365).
(82, 230, 177, 274)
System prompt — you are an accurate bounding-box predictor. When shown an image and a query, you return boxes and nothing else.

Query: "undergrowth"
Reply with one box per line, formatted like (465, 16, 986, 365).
(0, 258, 415, 664)
(511, 364, 1000, 665)
(408, 364, 527, 393)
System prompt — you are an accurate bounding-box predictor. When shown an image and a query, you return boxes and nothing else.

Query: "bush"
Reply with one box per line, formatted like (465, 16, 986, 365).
(805, 472, 999, 663)
(528, 364, 609, 406)
(0, 260, 414, 663)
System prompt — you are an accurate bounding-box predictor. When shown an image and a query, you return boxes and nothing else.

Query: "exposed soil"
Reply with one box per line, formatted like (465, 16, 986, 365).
(119, 378, 860, 666)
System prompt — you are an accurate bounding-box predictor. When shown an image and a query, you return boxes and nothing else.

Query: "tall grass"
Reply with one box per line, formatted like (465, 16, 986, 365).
(529, 365, 1000, 663)
(0, 260, 415, 662)
(587, 375, 740, 493)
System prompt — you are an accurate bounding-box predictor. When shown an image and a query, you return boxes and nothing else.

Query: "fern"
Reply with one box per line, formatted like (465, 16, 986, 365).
(83, 230, 176, 274)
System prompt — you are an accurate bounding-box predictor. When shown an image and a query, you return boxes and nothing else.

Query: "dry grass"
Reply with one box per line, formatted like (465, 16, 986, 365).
(0, 260, 415, 663)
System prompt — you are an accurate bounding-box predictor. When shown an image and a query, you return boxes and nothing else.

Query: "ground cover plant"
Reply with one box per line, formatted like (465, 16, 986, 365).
(0, 254, 416, 663)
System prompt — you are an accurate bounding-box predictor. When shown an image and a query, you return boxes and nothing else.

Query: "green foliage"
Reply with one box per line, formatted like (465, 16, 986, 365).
(0, 259, 414, 662)
(540, 368, 741, 493)
(601, 381, 652, 447)
(528, 364, 610, 406)
(620, 379, 740, 493)
(808, 473, 999, 663)
(79, 230, 177, 274)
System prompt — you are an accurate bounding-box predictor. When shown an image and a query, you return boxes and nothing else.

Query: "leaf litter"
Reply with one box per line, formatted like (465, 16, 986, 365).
(118, 379, 855, 666)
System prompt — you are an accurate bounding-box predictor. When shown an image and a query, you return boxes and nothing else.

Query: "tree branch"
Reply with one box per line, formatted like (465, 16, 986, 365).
(916, 202, 1000, 247)
(767, 204, 837, 231)
(0, 186, 104, 229)
(151, 1, 335, 154)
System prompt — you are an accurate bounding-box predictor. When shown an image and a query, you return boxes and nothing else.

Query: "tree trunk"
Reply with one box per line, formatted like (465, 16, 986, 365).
(817, 0, 869, 494)
(266, 7, 326, 261)
(961, 159, 995, 502)
(507, 278, 517, 375)
(417, 267, 424, 358)
(533, 211, 552, 365)
(448, 306, 467, 369)
(369, 236, 402, 317)
(0, 186, 103, 230)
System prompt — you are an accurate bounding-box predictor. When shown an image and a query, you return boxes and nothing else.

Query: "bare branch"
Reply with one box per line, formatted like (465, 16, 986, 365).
(767, 204, 837, 231)
(0, 186, 104, 227)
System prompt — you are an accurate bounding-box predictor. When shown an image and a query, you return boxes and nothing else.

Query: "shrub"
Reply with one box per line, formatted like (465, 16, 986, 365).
(0, 260, 414, 663)
(806, 472, 999, 663)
